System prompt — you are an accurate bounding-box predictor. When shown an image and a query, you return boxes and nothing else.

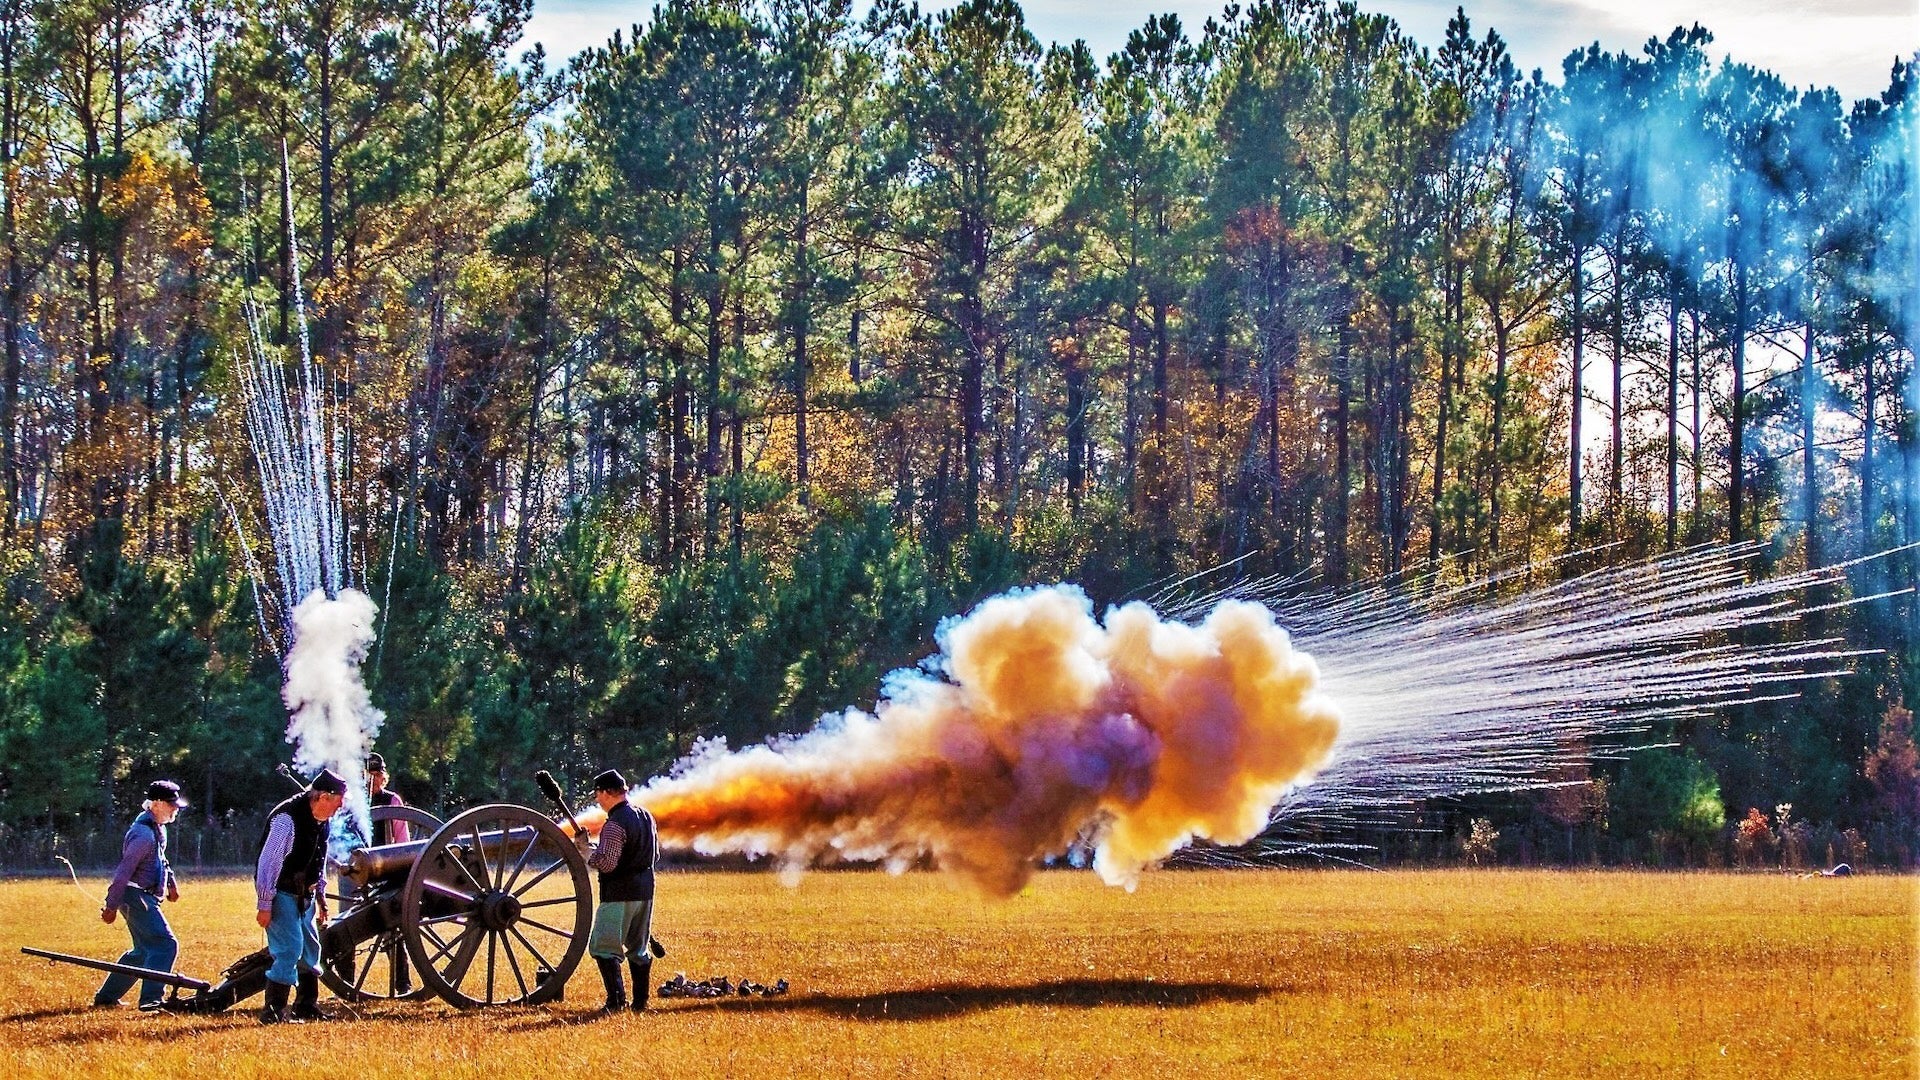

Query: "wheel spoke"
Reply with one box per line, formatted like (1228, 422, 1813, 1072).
(420, 921, 452, 956)
(506, 924, 553, 974)
(351, 940, 378, 996)
(428, 921, 477, 968)
(516, 896, 577, 910)
(423, 881, 478, 907)
(502, 833, 541, 895)
(449, 846, 488, 896)
(501, 931, 530, 1000)
(485, 932, 498, 1003)
(470, 823, 494, 891)
(442, 924, 485, 989)
(517, 915, 576, 940)
(513, 858, 567, 897)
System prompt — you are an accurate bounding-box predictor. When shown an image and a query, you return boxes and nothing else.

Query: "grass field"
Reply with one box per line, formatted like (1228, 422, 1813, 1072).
(2, 869, 1913, 1078)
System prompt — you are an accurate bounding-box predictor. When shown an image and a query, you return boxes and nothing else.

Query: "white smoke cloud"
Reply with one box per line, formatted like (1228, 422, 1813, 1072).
(283, 588, 384, 842)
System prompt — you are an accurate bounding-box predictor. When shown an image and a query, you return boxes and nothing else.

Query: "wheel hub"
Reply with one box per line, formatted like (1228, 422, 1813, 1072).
(474, 890, 523, 931)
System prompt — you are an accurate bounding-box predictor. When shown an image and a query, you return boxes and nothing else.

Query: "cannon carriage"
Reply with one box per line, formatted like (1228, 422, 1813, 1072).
(23, 798, 597, 1012)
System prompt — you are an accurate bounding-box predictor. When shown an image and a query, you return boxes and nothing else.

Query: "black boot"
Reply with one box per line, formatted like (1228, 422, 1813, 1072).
(595, 957, 626, 1013)
(259, 979, 291, 1025)
(291, 970, 329, 1022)
(628, 958, 651, 1012)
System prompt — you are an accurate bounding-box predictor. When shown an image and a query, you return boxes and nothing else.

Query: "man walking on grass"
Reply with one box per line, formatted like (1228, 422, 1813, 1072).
(94, 780, 186, 1011)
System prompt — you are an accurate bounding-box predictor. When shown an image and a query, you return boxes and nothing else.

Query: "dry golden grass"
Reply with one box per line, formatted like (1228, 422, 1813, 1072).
(2, 869, 1913, 1078)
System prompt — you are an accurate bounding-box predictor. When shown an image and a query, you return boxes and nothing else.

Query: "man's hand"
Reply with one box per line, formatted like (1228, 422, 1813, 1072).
(316, 906, 329, 927)
(101, 906, 116, 925)
(257, 909, 272, 929)
(165, 884, 180, 903)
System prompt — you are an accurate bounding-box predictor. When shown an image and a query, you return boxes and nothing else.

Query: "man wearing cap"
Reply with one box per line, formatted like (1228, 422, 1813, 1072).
(365, 754, 411, 846)
(585, 768, 658, 1013)
(255, 768, 346, 1024)
(93, 780, 186, 1010)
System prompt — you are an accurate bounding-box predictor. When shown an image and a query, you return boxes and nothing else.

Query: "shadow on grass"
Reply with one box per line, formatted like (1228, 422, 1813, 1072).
(19, 1001, 599, 1046)
(660, 978, 1282, 1021)
(4, 1004, 105, 1023)
(13, 979, 1281, 1042)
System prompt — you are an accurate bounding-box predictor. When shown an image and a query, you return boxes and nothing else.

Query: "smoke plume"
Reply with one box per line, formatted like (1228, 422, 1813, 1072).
(284, 587, 384, 839)
(636, 585, 1340, 896)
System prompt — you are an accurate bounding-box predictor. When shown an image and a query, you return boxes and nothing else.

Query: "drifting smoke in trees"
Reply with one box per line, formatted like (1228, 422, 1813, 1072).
(636, 586, 1341, 896)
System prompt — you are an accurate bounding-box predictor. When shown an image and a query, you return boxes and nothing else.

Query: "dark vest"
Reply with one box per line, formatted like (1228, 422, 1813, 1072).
(370, 787, 401, 846)
(598, 800, 657, 903)
(261, 793, 326, 898)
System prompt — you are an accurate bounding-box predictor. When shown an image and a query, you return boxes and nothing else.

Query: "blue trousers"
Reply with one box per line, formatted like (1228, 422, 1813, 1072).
(265, 890, 322, 986)
(95, 891, 178, 1007)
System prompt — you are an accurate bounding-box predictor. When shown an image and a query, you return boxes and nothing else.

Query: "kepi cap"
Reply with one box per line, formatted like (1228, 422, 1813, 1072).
(366, 752, 386, 772)
(145, 779, 188, 807)
(593, 769, 628, 793)
(309, 768, 348, 796)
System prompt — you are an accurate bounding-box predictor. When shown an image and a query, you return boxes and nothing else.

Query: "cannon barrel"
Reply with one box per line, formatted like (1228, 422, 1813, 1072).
(343, 823, 546, 888)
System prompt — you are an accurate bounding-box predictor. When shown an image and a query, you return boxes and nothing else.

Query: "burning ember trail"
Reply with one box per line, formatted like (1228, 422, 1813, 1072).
(601, 544, 1890, 893)
(637, 586, 1339, 897)
(229, 149, 383, 841)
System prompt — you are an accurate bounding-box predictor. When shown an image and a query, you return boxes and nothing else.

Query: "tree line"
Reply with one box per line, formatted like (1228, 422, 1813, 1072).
(0, 0, 1914, 866)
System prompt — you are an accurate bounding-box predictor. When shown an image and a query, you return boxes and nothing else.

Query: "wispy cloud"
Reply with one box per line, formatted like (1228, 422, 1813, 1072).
(522, 0, 1918, 101)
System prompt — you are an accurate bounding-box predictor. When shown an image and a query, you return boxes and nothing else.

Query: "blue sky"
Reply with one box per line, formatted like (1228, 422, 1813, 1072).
(523, 0, 1917, 103)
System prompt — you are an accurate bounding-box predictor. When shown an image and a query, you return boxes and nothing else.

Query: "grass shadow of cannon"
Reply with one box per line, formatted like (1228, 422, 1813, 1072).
(658, 978, 1283, 1021)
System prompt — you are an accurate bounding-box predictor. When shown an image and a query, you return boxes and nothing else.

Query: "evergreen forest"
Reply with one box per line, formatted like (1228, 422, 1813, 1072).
(0, 0, 1914, 869)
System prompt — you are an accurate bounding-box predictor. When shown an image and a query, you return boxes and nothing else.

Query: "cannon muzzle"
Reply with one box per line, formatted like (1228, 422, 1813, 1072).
(342, 824, 544, 889)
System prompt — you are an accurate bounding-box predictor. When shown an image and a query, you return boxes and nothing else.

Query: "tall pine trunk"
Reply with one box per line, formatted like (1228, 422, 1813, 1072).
(1862, 342, 1877, 546)
(1665, 280, 1680, 550)
(792, 183, 810, 507)
(0, 0, 19, 536)
(1800, 316, 1819, 568)
(1730, 260, 1748, 544)
(1490, 317, 1511, 560)
(1332, 247, 1353, 584)
(1568, 245, 1586, 547)
(704, 219, 724, 547)
(1609, 253, 1624, 534)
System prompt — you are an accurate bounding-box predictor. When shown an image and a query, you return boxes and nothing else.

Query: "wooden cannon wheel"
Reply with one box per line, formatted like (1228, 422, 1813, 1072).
(321, 804, 444, 1003)
(399, 803, 592, 1008)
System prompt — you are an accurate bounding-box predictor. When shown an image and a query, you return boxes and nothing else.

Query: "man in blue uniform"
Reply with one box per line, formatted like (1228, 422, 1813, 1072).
(586, 768, 658, 1013)
(255, 767, 346, 1024)
(93, 780, 186, 1010)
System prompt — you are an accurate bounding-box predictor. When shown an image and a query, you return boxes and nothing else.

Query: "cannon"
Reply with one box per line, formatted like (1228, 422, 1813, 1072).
(23, 796, 597, 1011)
